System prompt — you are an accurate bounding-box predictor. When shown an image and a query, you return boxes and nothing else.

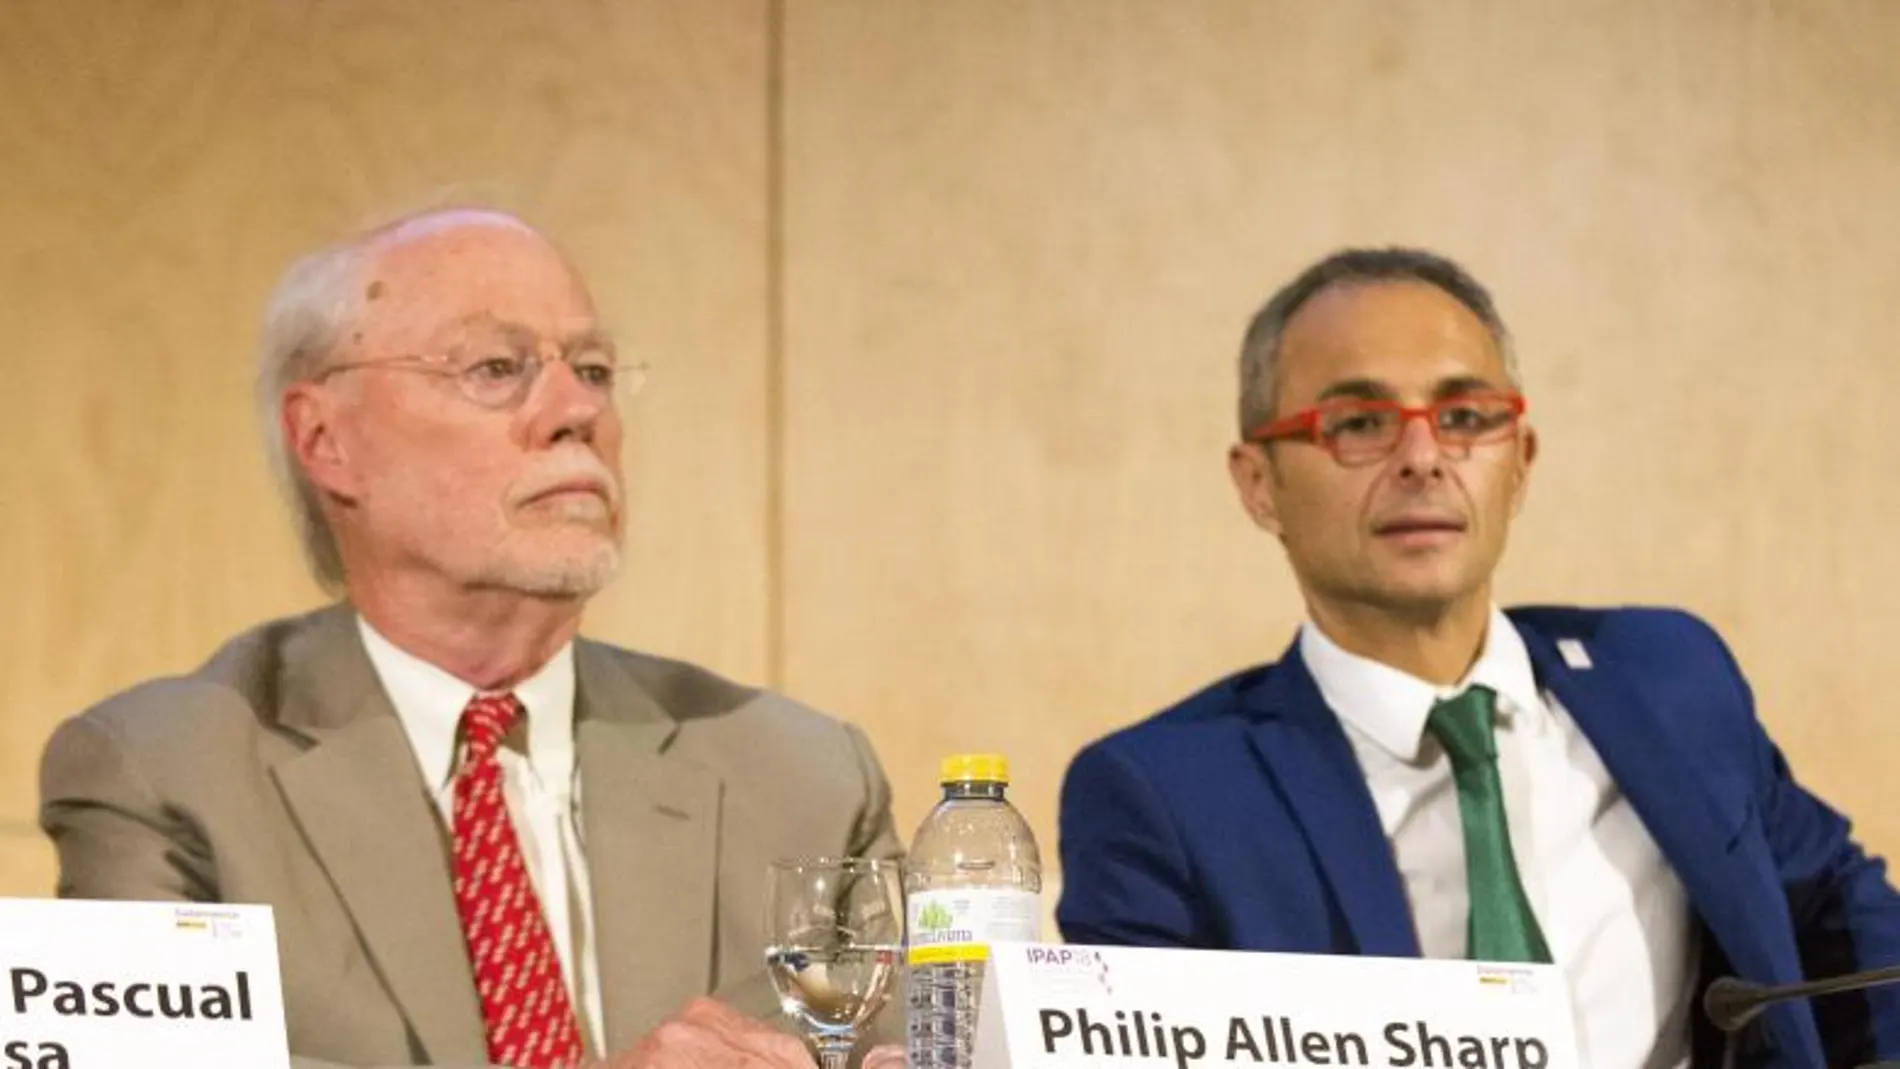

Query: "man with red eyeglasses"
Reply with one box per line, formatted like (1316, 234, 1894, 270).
(1056, 248, 1900, 1069)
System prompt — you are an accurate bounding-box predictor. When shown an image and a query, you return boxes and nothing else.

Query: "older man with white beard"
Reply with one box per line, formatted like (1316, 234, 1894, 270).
(39, 209, 904, 1069)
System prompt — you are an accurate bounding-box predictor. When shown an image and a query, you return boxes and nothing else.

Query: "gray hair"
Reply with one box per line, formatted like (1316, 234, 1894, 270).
(255, 238, 368, 593)
(1237, 247, 1519, 437)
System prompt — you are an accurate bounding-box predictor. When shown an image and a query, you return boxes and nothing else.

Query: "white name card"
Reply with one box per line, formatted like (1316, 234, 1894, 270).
(0, 898, 289, 1069)
(975, 943, 1580, 1069)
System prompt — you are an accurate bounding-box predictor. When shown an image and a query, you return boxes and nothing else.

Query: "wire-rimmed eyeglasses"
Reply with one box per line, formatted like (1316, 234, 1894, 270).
(314, 327, 649, 411)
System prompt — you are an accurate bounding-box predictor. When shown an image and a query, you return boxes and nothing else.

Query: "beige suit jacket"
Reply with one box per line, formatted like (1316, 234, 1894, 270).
(39, 606, 905, 1067)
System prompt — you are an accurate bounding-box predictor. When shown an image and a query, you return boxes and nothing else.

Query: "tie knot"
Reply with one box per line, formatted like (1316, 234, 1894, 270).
(1426, 685, 1498, 769)
(461, 693, 523, 761)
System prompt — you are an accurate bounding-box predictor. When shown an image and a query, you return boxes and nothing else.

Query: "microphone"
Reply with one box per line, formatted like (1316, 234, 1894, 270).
(1705, 965, 1900, 1069)
(1704, 964, 1900, 1034)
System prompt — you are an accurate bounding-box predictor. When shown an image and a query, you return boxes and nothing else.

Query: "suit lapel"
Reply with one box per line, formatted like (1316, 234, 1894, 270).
(269, 608, 487, 1063)
(575, 643, 723, 1052)
(1513, 621, 1791, 980)
(1513, 618, 1830, 1062)
(1244, 643, 1420, 957)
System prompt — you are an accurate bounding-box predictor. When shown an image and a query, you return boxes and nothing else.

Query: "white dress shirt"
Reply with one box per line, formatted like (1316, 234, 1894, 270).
(358, 616, 606, 1056)
(1300, 608, 1696, 1069)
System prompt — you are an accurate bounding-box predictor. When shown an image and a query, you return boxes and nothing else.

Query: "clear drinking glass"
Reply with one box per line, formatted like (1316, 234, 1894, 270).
(764, 857, 905, 1069)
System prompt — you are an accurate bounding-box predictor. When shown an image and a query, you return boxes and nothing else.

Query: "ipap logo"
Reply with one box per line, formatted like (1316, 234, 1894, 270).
(1022, 946, 1114, 996)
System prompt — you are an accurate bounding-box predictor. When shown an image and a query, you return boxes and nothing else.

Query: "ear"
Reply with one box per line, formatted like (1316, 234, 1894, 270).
(1228, 442, 1284, 536)
(281, 382, 361, 501)
(1509, 423, 1538, 514)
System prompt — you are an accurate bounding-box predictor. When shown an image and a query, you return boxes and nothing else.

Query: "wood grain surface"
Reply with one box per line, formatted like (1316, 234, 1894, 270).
(778, 0, 1900, 877)
(0, 1, 774, 857)
(5, 1, 1899, 909)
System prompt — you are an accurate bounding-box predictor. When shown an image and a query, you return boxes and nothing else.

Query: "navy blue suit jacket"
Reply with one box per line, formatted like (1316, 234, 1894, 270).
(1058, 608, 1900, 1067)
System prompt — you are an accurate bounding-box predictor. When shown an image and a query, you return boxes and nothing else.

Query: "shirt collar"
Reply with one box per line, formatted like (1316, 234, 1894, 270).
(1298, 606, 1543, 764)
(356, 614, 577, 795)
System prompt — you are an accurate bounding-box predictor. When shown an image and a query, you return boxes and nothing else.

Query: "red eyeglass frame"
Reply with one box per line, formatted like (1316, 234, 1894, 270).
(1246, 392, 1528, 455)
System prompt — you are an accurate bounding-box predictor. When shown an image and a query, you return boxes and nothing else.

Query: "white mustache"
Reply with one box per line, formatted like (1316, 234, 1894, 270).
(509, 456, 622, 510)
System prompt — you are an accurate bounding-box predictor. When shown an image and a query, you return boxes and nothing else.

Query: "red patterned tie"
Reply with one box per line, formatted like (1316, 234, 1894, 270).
(452, 693, 587, 1069)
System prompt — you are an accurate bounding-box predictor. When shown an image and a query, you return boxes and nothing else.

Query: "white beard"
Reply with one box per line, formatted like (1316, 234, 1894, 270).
(481, 537, 623, 598)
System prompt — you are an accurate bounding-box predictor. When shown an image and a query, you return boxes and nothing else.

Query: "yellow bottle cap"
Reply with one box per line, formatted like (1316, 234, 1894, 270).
(940, 753, 1010, 785)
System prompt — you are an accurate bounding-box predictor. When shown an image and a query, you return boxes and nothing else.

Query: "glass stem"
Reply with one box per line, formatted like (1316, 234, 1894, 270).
(815, 1038, 855, 1069)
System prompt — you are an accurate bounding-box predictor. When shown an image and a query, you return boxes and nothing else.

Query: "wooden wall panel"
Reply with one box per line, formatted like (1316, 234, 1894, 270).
(779, 0, 1900, 897)
(0, 0, 771, 889)
(7, 0, 1900, 916)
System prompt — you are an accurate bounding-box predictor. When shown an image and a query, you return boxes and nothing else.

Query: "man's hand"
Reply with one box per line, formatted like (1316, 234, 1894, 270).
(590, 998, 815, 1069)
(859, 1044, 904, 1069)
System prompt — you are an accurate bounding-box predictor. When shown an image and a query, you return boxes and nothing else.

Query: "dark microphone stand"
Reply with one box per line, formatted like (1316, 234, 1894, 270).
(1704, 965, 1900, 1069)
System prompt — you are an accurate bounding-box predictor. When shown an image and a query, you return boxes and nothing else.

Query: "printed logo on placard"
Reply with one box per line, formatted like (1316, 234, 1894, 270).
(174, 906, 248, 939)
(1475, 964, 1540, 995)
(1021, 945, 1115, 996)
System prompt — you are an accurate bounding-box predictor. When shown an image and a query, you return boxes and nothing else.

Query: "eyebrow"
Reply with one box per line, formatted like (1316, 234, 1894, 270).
(1313, 375, 1506, 403)
(444, 314, 616, 351)
(1314, 379, 1397, 403)
(1433, 374, 1505, 397)
(567, 326, 616, 352)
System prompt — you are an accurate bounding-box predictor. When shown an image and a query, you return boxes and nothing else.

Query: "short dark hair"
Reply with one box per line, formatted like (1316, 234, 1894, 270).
(1237, 247, 1516, 436)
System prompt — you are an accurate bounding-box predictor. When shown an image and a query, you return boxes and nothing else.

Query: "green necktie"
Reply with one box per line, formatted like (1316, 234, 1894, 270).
(1425, 685, 1553, 964)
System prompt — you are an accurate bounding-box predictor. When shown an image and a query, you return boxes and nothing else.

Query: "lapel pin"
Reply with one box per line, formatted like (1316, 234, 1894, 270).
(1557, 638, 1593, 670)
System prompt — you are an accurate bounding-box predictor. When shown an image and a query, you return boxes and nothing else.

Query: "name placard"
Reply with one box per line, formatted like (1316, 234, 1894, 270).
(975, 943, 1579, 1069)
(0, 898, 289, 1069)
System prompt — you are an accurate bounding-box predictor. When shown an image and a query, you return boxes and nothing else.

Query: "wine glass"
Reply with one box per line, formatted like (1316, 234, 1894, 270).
(764, 857, 905, 1069)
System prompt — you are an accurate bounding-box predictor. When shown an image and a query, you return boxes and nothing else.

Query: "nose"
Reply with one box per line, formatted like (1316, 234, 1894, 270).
(521, 357, 611, 447)
(1390, 411, 1445, 480)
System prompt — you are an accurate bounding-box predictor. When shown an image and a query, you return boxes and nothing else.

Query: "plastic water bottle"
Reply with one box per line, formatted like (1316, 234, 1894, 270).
(905, 754, 1042, 1069)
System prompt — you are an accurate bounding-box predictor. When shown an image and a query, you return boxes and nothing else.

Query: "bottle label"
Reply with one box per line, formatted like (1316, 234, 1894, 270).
(906, 889, 1040, 965)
